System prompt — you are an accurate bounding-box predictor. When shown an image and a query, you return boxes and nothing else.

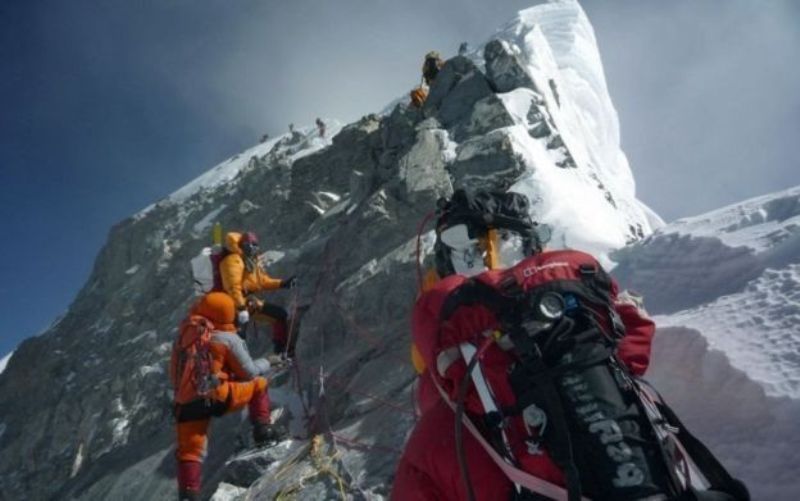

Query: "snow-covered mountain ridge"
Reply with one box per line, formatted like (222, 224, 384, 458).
(135, 121, 344, 221)
(614, 185, 800, 398)
(655, 185, 800, 252)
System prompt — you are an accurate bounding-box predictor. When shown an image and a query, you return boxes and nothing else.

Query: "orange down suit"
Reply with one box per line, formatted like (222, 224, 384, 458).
(219, 232, 282, 310)
(173, 293, 272, 464)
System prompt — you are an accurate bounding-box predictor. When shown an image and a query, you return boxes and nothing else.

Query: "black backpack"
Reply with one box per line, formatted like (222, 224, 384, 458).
(439, 262, 750, 501)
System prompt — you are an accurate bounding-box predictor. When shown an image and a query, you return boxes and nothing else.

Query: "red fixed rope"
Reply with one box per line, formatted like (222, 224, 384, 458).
(334, 302, 408, 365)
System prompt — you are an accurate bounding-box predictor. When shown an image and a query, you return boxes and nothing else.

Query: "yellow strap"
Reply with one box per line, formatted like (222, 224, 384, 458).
(483, 228, 501, 270)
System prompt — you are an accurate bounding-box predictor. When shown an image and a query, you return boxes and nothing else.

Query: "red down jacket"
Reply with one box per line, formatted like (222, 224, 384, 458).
(392, 249, 656, 501)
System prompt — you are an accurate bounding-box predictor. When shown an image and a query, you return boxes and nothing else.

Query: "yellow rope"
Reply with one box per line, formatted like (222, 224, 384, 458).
(273, 442, 311, 480)
(310, 435, 348, 500)
(273, 434, 349, 500)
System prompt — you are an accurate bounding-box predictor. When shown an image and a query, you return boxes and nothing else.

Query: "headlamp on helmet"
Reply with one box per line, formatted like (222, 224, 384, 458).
(515, 291, 566, 340)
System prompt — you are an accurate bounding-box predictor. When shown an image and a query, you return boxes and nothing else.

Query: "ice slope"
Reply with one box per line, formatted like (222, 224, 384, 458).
(482, 0, 663, 263)
(645, 326, 800, 500)
(614, 185, 800, 398)
(659, 265, 800, 398)
(613, 186, 800, 499)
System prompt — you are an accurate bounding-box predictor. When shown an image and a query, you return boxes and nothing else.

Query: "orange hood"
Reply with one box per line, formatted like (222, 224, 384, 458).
(191, 292, 237, 332)
(225, 232, 243, 255)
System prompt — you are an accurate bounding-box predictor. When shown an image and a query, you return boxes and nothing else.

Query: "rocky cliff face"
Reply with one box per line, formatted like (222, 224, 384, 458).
(0, 2, 656, 499)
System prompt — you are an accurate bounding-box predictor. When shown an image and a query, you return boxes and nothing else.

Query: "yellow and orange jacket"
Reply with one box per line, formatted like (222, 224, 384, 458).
(220, 232, 283, 309)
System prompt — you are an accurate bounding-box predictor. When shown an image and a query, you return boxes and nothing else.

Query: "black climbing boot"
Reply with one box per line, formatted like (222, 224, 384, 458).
(178, 489, 200, 501)
(252, 422, 286, 446)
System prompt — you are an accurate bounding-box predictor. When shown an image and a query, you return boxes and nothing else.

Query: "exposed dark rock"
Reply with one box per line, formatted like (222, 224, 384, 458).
(458, 94, 516, 141)
(449, 130, 526, 191)
(484, 39, 538, 93)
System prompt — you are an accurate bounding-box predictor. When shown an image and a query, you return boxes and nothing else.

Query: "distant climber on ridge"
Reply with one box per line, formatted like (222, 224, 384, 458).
(220, 231, 298, 357)
(316, 117, 326, 138)
(422, 50, 444, 86)
(171, 292, 282, 501)
(410, 50, 444, 109)
(409, 85, 428, 109)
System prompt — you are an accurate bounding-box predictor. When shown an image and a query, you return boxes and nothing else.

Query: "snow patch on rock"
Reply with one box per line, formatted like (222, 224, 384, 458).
(0, 351, 12, 375)
(210, 483, 248, 501)
(138, 364, 164, 378)
(70, 442, 85, 478)
(122, 330, 157, 346)
(508, 124, 627, 265)
(109, 397, 131, 448)
(260, 250, 286, 267)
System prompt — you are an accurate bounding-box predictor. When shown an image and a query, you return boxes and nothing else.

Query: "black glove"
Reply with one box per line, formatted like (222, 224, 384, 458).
(280, 275, 297, 289)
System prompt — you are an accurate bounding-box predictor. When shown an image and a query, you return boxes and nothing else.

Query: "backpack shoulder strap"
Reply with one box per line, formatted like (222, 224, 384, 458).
(439, 278, 512, 322)
(431, 375, 590, 501)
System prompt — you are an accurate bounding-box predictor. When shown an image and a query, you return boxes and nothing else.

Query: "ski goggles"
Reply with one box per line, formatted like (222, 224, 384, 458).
(439, 224, 531, 275)
(439, 224, 486, 276)
(241, 241, 260, 256)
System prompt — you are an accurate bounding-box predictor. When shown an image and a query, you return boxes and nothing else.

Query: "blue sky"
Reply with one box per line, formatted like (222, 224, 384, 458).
(1, 0, 799, 357)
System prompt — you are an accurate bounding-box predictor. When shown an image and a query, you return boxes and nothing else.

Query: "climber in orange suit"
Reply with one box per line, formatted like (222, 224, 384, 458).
(170, 292, 280, 501)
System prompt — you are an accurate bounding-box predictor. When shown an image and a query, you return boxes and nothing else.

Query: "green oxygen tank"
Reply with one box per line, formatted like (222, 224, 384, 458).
(212, 222, 223, 251)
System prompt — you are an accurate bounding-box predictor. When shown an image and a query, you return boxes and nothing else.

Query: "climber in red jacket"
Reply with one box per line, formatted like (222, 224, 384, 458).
(393, 189, 747, 501)
(393, 249, 655, 500)
(393, 189, 656, 500)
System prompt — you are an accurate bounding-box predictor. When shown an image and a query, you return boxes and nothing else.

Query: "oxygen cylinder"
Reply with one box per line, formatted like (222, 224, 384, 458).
(212, 222, 223, 247)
